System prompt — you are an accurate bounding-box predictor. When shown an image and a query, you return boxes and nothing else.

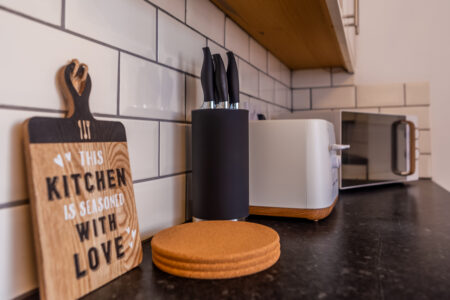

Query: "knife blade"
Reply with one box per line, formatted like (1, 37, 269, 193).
(213, 54, 229, 109)
(226, 51, 240, 109)
(200, 47, 215, 109)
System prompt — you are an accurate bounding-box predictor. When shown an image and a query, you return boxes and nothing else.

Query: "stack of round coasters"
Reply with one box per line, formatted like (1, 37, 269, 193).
(151, 221, 280, 279)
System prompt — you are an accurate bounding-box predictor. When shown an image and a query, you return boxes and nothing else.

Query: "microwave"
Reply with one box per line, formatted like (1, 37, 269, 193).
(276, 110, 419, 189)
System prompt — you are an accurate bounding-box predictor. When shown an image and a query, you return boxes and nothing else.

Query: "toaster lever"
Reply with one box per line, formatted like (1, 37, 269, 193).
(330, 144, 350, 151)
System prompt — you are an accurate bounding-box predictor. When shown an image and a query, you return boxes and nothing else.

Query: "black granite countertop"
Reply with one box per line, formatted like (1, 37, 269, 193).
(30, 180, 450, 299)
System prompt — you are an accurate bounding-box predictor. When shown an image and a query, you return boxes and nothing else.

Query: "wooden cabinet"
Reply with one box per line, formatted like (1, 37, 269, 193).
(211, 0, 359, 72)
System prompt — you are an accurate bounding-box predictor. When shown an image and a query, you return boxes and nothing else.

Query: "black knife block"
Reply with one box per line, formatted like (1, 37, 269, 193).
(192, 109, 249, 220)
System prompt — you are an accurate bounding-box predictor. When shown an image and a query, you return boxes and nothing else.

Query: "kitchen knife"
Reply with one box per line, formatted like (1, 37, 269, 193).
(200, 47, 215, 109)
(213, 54, 229, 109)
(227, 51, 240, 109)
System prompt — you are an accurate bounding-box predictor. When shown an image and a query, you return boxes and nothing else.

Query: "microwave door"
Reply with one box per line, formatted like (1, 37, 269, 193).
(341, 112, 410, 189)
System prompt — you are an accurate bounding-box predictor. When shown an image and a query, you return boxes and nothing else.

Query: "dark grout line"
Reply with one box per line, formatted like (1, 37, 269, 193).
(133, 171, 192, 184)
(184, 75, 188, 122)
(420, 152, 431, 155)
(309, 88, 313, 110)
(0, 104, 65, 114)
(403, 83, 407, 106)
(61, 0, 65, 29)
(184, 0, 187, 22)
(240, 91, 290, 110)
(158, 122, 161, 176)
(0, 199, 29, 210)
(117, 51, 121, 116)
(94, 113, 191, 124)
(292, 84, 355, 91)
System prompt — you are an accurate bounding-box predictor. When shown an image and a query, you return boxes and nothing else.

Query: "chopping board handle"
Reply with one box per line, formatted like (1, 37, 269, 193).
(59, 59, 93, 120)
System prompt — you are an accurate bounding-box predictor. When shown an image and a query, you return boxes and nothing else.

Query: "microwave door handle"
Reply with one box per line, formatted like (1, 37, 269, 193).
(392, 120, 416, 176)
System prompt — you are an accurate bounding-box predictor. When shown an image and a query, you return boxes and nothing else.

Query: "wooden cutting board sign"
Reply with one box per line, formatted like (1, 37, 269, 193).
(23, 59, 143, 299)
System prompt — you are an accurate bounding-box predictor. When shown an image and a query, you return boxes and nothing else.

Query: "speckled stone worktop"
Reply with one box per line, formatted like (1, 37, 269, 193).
(29, 180, 450, 299)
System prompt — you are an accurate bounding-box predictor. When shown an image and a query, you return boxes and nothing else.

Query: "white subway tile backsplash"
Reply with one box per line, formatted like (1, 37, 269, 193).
(249, 38, 267, 72)
(344, 108, 379, 113)
(259, 73, 275, 102)
(419, 154, 432, 178)
(0, 0, 61, 25)
(268, 53, 281, 81)
(240, 93, 250, 110)
(121, 119, 159, 180)
(380, 106, 430, 129)
(280, 63, 291, 87)
(356, 83, 404, 107)
(66, 0, 156, 59)
(405, 82, 430, 106)
(120, 53, 185, 121)
(150, 0, 185, 21)
(187, 0, 224, 45)
(239, 59, 259, 97)
(0, 206, 37, 300)
(134, 175, 186, 239)
(312, 86, 355, 109)
(275, 82, 289, 107)
(0, 11, 118, 114)
(293, 89, 310, 110)
(225, 18, 249, 61)
(249, 98, 268, 120)
(207, 40, 229, 67)
(186, 76, 203, 122)
(160, 122, 189, 176)
(331, 67, 354, 86)
(419, 130, 431, 153)
(159, 11, 206, 76)
(0, 110, 61, 205)
(292, 68, 331, 88)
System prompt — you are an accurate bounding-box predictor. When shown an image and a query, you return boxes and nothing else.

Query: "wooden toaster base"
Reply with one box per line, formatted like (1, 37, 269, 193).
(249, 196, 338, 221)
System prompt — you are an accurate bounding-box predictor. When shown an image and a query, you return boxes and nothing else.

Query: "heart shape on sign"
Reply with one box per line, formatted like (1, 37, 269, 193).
(65, 152, 71, 161)
(132, 229, 136, 240)
(53, 154, 63, 167)
(129, 241, 133, 249)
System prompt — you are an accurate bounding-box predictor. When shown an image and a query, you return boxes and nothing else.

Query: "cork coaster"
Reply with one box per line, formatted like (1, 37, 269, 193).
(151, 221, 280, 279)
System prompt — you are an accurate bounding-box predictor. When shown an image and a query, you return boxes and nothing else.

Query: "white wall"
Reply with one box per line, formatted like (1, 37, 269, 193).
(354, 0, 450, 191)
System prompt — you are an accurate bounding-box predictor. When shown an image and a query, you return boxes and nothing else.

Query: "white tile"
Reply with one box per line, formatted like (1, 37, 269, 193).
(186, 0, 224, 45)
(160, 122, 189, 176)
(0, 205, 37, 299)
(0, 11, 118, 114)
(357, 83, 404, 107)
(280, 63, 291, 87)
(249, 38, 267, 72)
(344, 108, 379, 113)
(275, 82, 289, 107)
(268, 53, 281, 81)
(248, 98, 268, 120)
(331, 67, 354, 86)
(405, 82, 430, 106)
(207, 40, 229, 67)
(419, 154, 432, 178)
(0, 110, 61, 205)
(293, 89, 310, 110)
(312, 86, 355, 109)
(419, 130, 431, 153)
(239, 59, 259, 97)
(150, 0, 185, 21)
(159, 11, 206, 76)
(120, 119, 159, 180)
(292, 68, 331, 88)
(120, 53, 185, 121)
(268, 104, 289, 119)
(66, 0, 156, 59)
(134, 175, 186, 239)
(0, 0, 61, 25)
(186, 76, 203, 122)
(380, 106, 430, 129)
(259, 73, 275, 102)
(225, 18, 249, 61)
(240, 93, 250, 110)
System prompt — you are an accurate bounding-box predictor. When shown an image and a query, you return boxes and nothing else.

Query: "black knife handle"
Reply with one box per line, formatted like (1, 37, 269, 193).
(201, 47, 214, 102)
(226, 51, 239, 104)
(213, 54, 228, 104)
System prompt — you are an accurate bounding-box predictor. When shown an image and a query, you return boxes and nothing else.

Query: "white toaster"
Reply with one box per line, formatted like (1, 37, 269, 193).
(249, 119, 348, 221)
